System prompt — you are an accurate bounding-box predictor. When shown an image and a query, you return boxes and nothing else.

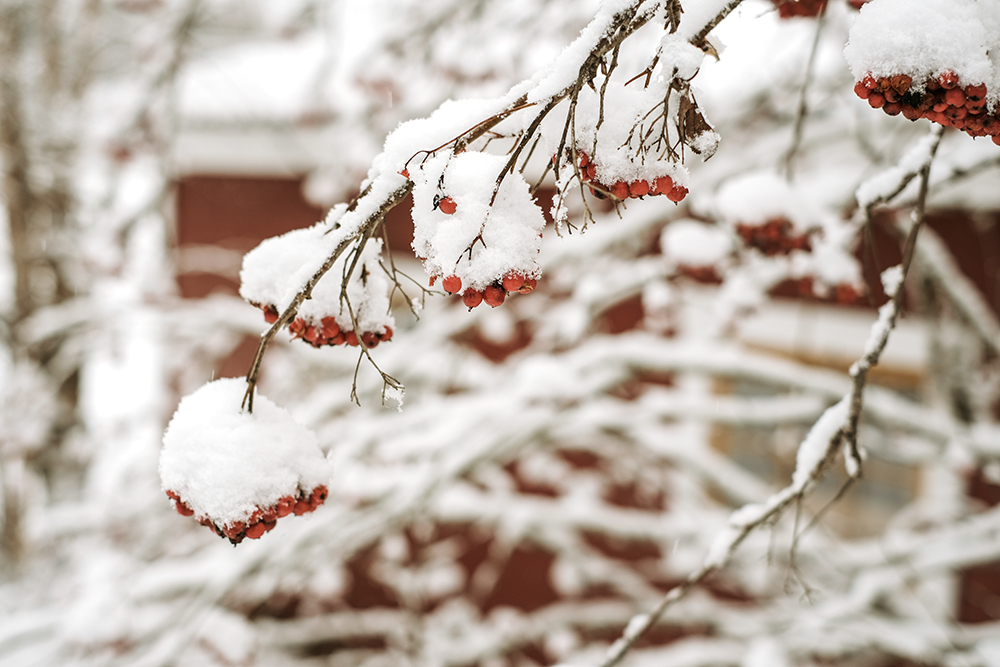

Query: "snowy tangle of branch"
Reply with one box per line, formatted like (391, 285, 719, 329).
(240, 0, 745, 407)
(6, 1, 1000, 667)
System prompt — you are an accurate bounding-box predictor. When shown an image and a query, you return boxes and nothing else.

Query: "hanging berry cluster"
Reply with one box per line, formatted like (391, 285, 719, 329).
(573, 151, 689, 203)
(772, 0, 827, 18)
(771, 0, 867, 17)
(241, 228, 395, 351)
(435, 271, 538, 309)
(854, 72, 1000, 144)
(735, 218, 812, 256)
(159, 378, 332, 547)
(166, 485, 328, 544)
(410, 151, 546, 313)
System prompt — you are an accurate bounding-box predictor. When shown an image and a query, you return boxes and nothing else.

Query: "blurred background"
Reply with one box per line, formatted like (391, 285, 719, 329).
(1, 0, 999, 665)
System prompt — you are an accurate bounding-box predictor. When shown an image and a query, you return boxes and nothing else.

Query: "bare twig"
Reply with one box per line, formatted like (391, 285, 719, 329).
(781, 5, 826, 179)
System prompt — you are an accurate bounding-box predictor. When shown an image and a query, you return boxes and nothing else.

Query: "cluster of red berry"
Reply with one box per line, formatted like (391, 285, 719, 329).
(166, 486, 328, 545)
(772, 0, 866, 17)
(573, 152, 689, 204)
(735, 218, 811, 256)
(855, 72, 1000, 144)
(432, 272, 538, 309)
(256, 304, 393, 349)
(772, 0, 827, 18)
(676, 265, 721, 284)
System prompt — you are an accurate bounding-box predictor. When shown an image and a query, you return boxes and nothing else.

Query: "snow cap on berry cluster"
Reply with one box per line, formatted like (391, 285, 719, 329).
(411, 151, 544, 290)
(538, 81, 691, 189)
(845, 0, 999, 107)
(240, 223, 394, 334)
(160, 378, 330, 527)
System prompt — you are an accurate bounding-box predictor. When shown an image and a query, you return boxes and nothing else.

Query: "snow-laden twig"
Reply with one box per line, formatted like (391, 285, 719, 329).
(240, 0, 747, 411)
(596, 123, 944, 667)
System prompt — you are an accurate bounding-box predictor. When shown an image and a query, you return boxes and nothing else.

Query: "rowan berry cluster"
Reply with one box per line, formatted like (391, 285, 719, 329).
(855, 72, 1000, 144)
(432, 271, 538, 309)
(772, 0, 827, 18)
(255, 304, 393, 349)
(735, 218, 812, 256)
(771, 0, 866, 17)
(166, 485, 329, 545)
(574, 152, 689, 204)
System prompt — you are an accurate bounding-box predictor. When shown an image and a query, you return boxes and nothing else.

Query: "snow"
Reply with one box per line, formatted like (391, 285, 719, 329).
(661, 219, 732, 267)
(880, 265, 904, 298)
(159, 378, 331, 526)
(856, 130, 942, 209)
(410, 151, 545, 289)
(792, 396, 849, 490)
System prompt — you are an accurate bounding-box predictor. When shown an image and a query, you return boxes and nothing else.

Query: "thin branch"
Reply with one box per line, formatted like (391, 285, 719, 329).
(781, 5, 826, 179)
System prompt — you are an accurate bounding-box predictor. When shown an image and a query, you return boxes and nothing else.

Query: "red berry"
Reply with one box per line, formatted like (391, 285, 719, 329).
(463, 288, 483, 309)
(263, 306, 279, 324)
(289, 318, 307, 336)
(399, 168, 410, 179)
(965, 83, 988, 102)
(428, 274, 437, 287)
(944, 105, 967, 121)
(223, 522, 245, 540)
(902, 105, 922, 121)
(442, 275, 463, 294)
(438, 196, 457, 214)
(380, 326, 393, 342)
(165, 489, 180, 501)
(652, 175, 674, 195)
(345, 330, 359, 346)
(361, 331, 379, 348)
(867, 92, 885, 109)
(174, 501, 194, 517)
(890, 74, 912, 95)
(854, 81, 871, 99)
(883, 102, 902, 116)
(309, 485, 328, 508)
(667, 185, 688, 203)
(484, 285, 506, 308)
(277, 496, 295, 517)
(939, 71, 959, 89)
(611, 181, 630, 200)
(578, 151, 589, 168)
(245, 522, 266, 539)
(945, 88, 966, 107)
(293, 500, 311, 516)
(502, 272, 526, 292)
(321, 317, 340, 338)
(519, 278, 537, 293)
(304, 325, 320, 344)
(629, 180, 649, 197)
(585, 163, 597, 181)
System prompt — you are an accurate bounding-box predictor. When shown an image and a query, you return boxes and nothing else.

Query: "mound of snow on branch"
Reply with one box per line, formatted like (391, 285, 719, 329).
(159, 378, 330, 527)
